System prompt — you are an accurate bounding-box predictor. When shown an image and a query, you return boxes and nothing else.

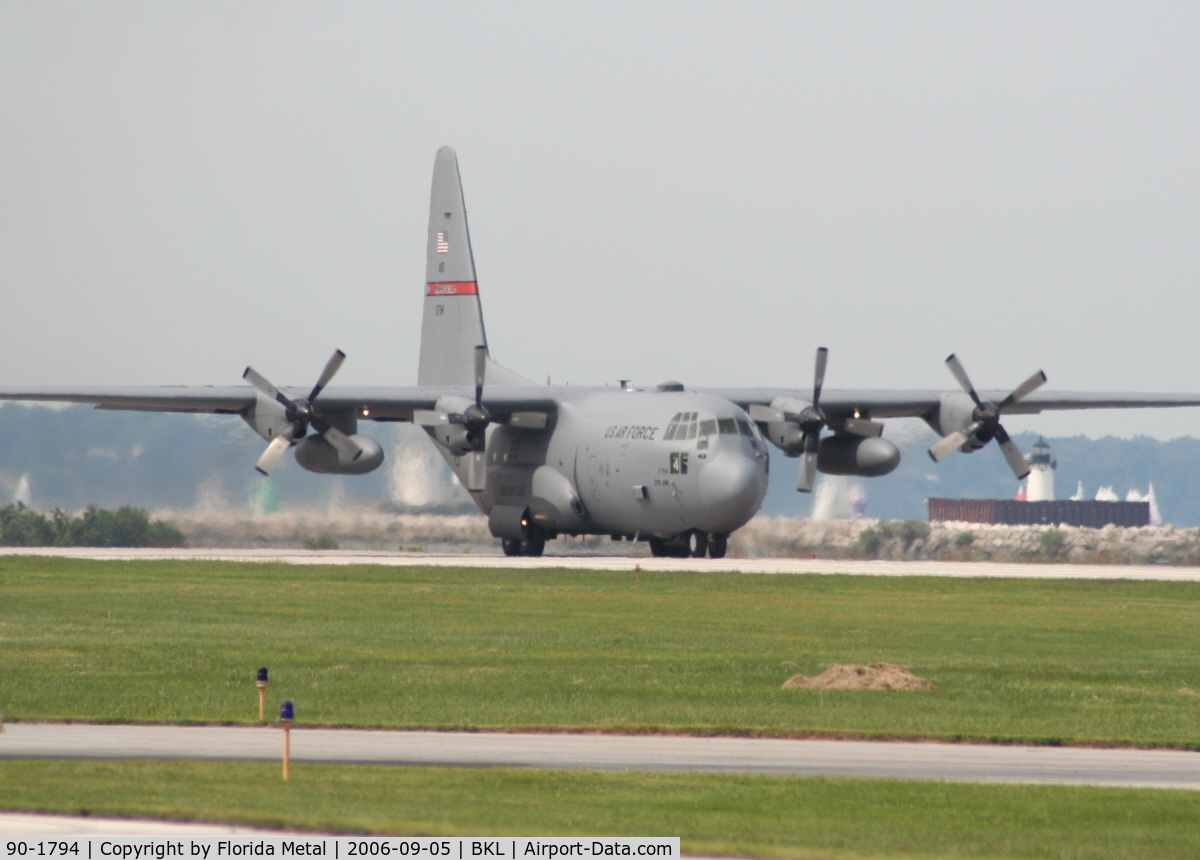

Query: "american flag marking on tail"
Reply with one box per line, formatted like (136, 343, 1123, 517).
(436, 231, 449, 254)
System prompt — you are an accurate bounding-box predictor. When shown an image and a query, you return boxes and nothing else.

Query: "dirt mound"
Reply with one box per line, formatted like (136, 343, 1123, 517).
(782, 663, 933, 691)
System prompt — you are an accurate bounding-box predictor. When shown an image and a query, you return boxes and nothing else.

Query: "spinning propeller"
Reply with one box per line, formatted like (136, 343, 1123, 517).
(243, 349, 363, 475)
(927, 354, 1047, 479)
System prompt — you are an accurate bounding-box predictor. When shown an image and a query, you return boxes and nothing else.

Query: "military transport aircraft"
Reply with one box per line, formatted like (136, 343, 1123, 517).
(3, 147, 1200, 558)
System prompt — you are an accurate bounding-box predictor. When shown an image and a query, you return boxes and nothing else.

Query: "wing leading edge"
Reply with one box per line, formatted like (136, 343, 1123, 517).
(1, 384, 1198, 421)
(0, 385, 562, 421)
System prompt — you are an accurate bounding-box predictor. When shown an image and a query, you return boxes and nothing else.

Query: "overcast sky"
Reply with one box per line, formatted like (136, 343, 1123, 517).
(2, 2, 1199, 439)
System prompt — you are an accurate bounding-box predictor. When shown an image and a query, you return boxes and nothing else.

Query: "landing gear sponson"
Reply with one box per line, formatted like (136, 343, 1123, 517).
(501, 529, 547, 557)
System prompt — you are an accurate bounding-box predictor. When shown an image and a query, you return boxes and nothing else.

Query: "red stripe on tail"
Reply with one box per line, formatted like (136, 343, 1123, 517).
(426, 282, 479, 296)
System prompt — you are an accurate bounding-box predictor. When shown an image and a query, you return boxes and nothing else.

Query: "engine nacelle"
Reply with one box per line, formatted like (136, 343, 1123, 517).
(427, 424, 475, 457)
(242, 392, 291, 443)
(293, 434, 384, 475)
(763, 397, 810, 455)
(817, 435, 901, 477)
(423, 394, 484, 456)
(925, 392, 989, 453)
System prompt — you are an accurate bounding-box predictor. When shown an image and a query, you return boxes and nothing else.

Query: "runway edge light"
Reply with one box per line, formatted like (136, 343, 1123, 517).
(256, 667, 269, 722)
(280, 700, 293, 781)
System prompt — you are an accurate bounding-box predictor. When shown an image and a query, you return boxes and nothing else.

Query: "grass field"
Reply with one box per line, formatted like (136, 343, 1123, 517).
(3, 556, 1200, 745)
(3, 759, 1200, 859)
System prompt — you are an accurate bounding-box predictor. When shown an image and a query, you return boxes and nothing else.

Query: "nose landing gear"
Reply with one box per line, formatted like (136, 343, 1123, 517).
(649, 530, 728, 559)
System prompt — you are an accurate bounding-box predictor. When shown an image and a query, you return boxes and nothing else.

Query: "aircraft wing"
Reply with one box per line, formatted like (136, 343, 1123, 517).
(0, 386, 257, 414)
(4, 383, 1198, 423)
(312, 386, 562, 421)
(0, 385, 562, 421)
(701, 388, 1200, 420)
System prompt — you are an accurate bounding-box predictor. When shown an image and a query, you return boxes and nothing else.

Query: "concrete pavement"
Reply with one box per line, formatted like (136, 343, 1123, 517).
(4, 547, 1200, 581)
(3, 723, 1199, 791)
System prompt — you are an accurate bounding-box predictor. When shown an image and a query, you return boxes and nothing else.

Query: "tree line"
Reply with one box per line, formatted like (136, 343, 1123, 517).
(0, 504, 185, 548)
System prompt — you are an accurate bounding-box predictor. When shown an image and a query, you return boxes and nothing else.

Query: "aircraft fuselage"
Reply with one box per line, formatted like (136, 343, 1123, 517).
(442, 391, 769, 550)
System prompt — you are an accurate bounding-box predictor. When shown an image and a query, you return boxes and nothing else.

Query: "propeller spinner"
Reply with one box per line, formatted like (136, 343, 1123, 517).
(244, 349, 363, 475)
(927, 353, 1047, 479)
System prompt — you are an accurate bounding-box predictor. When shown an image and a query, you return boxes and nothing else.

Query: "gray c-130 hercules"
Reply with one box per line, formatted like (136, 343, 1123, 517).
(4, 146, 1200, 558)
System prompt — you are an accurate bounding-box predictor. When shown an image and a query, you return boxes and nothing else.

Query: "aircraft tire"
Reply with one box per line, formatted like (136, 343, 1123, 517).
(709, 534, 728, 559)
(688, 531, 709, 558)
(502, 538, 523, 557)
(521, 529, 546, 557)
(649, 538, 670, 558)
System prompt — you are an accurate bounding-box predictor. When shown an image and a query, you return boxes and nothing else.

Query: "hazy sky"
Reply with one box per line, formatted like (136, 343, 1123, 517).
(3, 2, 1199, 439)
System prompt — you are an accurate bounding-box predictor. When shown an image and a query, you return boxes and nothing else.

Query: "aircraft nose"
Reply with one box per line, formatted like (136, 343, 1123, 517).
(697, 452, 767, 534)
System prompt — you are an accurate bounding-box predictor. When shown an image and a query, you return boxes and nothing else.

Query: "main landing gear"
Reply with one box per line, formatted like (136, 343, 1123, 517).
(649, 530, 728, 559)
(501, 530, 546, 557)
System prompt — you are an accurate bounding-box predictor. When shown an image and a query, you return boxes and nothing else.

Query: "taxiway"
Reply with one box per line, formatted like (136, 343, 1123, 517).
(3, 724, 1198, 791)
(2, 547, 1199, 581)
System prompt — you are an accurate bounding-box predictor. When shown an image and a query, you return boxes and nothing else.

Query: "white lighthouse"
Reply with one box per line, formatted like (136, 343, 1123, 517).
(1026, 437, 1056, 501)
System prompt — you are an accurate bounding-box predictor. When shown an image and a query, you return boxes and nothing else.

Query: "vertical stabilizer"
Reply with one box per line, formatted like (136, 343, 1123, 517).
(418, 147, 482, 385)
(417, 147, 529, 387)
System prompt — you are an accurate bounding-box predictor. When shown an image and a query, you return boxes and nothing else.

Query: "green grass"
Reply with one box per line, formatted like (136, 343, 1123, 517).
(3, 759, 1200, 859)
(3, 557, 1200, 745)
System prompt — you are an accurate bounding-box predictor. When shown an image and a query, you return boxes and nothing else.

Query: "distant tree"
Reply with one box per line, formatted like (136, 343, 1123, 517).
(0, 503, 56, 546)
(0, 504, 184, 548)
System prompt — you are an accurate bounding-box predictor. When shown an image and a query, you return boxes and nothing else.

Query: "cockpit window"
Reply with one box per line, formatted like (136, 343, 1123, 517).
(718, 418, 737, 435)
(699, 419, 717, 437)
(665, 413, 701, 442)
(736, 419, 752, 436)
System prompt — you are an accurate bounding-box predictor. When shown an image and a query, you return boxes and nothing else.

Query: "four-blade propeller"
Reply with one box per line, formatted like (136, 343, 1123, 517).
(927, 354, 1047, 479)
(462, 344, 491, 441)
(748, 348, 884, 493)
(412, 346, 494, 450)
(244, 349, 363, 475)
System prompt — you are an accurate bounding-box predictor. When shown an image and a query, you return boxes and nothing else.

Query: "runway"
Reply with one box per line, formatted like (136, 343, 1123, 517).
(3, 723, 1199, 791)
(3, 547, 1200, 581)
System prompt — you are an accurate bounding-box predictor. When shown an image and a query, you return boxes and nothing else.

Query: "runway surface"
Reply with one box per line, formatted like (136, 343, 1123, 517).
(3, 547, 1200, 581)
(3, 723, 1199, 791)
